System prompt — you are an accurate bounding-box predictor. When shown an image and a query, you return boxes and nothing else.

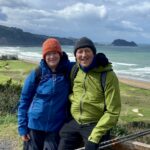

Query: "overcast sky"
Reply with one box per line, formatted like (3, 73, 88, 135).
(0, 0, 150, 44)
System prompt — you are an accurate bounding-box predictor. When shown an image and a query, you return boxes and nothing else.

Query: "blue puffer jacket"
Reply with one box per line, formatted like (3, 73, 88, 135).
(18, 52, 72, 136)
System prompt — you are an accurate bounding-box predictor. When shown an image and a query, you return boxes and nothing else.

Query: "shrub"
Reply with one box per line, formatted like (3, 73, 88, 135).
(0, 79, 22, 115)
(0, 55, 18, 60)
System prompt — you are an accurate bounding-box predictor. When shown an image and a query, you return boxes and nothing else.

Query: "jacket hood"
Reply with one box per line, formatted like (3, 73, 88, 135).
(92, 63, 113, 73)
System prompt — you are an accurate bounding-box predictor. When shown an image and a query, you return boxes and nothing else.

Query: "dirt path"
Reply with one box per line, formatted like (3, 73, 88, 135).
(0, 139, 18, 150)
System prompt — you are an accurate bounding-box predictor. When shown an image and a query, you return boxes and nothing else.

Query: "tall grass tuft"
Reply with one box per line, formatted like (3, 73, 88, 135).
(0, 79, 22, 115)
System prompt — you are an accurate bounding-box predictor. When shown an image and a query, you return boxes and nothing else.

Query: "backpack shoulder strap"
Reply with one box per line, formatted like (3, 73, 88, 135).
(100, 69, 113, 92)
(35, 66, 42, 85)
(70, 63, 79, 87)
(101, 69, 113, 111)
(101, 71, 107, 93)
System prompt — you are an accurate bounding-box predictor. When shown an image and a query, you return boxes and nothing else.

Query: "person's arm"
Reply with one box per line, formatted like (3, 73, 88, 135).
(18, 70, 37, 139)
(88, 71, 121, 144)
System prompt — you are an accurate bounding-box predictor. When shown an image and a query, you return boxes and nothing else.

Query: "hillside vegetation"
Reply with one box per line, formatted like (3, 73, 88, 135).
(111, 39, 137, 46)
(0, 25, 76, 46)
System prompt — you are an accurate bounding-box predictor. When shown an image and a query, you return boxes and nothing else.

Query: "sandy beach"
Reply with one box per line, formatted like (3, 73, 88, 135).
(119, 77, 150, 90)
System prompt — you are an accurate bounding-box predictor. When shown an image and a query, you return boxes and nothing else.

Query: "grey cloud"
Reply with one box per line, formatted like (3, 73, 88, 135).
(0, 0, 29, 8)
(53, 3, 107, 20)
(0, 0, 150, 43)
(0, 9, 7, 21)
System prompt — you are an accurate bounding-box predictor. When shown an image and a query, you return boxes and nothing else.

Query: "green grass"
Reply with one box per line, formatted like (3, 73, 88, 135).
(117, 82, 150, 144)
(0, 60, 36, 84)
(119, 82, 150, 123)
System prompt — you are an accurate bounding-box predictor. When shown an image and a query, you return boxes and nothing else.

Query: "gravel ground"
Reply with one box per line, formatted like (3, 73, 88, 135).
(0, 139, 18, 150)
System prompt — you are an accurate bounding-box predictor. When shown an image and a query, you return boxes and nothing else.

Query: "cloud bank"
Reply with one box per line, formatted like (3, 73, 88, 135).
(0, 0, 150, 43)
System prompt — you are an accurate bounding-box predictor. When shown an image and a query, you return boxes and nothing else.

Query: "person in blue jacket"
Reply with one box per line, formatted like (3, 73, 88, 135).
(18, 38, 72, 150)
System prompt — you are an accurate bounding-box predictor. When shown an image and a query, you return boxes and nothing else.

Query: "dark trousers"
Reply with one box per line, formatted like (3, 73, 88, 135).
(23, 129, 59, 150)
(58, 119, 110, 150)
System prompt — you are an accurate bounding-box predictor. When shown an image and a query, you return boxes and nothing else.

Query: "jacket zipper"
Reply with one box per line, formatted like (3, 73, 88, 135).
(46, 74, 56, 130)
(79, 74, 87, 124)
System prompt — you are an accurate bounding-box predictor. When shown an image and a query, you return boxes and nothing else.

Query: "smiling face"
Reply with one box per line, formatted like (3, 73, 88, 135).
(75, 47, 94, 67)
(45, 51, 60, 71)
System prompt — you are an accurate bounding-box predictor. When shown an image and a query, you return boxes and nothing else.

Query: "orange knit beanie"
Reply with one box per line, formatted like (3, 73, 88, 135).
(42, 38, 62, 59)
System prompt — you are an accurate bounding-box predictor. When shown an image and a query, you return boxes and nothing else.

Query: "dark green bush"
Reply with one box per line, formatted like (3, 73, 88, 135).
(0, 55, 18, 60)
(0, 79, 22, 115)
(111, 125, 128, 138)
(111, 123, 150, 144)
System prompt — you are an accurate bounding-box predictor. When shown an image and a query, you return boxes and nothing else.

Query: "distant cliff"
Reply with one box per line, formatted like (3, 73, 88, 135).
(111, 39, 137, 46)
(0, 25, 76, 46)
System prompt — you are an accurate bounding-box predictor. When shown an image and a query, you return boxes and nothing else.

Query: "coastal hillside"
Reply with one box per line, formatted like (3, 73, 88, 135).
(0, 25, 138, 47)
(0, 25, 76, 46)
(111, 39, 138, 46)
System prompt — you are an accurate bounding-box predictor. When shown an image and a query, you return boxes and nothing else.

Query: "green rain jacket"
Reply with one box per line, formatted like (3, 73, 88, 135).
(69, 64, 121, 144)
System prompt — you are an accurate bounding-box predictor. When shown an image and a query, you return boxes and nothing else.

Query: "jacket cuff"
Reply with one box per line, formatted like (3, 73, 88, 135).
(88, 135, 101, 144)
(18, 127, 28, 136)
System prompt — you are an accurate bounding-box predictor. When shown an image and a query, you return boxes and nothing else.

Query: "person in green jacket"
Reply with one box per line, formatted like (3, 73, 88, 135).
(58, 37, 121, 150)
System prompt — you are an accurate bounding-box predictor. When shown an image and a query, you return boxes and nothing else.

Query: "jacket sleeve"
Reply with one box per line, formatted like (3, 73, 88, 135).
(18, 70, 37, 136)
(88, 71, 121, 143)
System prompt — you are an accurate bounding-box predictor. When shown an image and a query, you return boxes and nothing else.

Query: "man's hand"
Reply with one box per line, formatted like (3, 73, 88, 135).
(85, 141, 99, 150)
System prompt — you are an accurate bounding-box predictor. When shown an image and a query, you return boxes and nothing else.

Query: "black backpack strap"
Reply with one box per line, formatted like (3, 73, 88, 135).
(101, 72, 107, 93)
(35, 66, 42, 85)
(70, 63, 79, 88)
(101, 69, 113, 111)
(101, 71, 107, 112)
(101, 69, 113, 92)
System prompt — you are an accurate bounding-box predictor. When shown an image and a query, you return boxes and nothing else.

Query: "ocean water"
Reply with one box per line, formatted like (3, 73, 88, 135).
(0, 45, 150, 82)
